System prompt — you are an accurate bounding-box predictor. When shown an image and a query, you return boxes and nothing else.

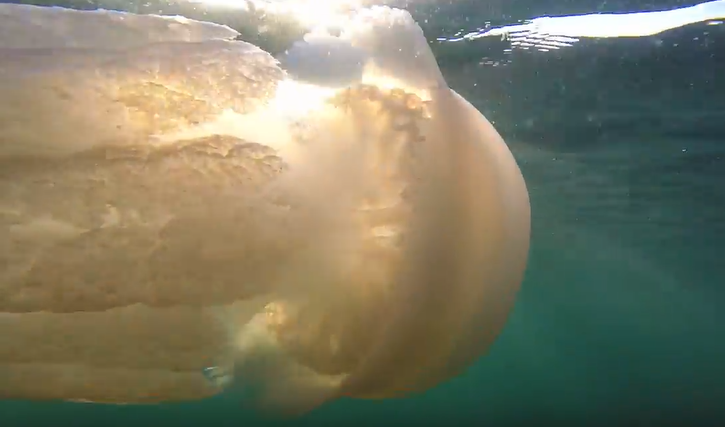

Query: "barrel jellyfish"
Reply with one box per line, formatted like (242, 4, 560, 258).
(0, 3, 530, 415)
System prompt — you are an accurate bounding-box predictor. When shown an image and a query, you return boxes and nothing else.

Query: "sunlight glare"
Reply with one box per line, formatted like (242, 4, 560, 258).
(269, 78, 337, 118)
(190, 0, 363, 28)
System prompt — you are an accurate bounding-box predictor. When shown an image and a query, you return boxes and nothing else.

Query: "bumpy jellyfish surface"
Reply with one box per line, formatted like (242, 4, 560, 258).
(0, 3, 530, 415)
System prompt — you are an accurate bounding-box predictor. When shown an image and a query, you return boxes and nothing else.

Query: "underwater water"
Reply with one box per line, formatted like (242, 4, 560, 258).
(1, 0, 724, 426)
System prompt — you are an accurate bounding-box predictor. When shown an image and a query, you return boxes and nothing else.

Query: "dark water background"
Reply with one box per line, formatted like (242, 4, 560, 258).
(2, 1, 724, 426)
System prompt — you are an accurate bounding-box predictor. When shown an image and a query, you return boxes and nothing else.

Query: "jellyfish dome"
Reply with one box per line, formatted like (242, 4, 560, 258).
(0, 3, 530, 415)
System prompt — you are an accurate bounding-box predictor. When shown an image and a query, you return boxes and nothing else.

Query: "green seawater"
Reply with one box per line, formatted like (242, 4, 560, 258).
(2, 1, 724, 426)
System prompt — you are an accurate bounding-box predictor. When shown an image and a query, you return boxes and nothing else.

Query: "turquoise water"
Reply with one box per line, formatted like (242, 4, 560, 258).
(2, 1, 724, 426)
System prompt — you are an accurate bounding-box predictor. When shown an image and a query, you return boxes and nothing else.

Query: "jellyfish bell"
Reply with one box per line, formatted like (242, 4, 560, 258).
(0, 3, 530, 416)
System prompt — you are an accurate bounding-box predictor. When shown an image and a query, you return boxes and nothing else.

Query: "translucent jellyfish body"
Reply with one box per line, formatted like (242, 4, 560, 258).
(0, 3, 530, 415)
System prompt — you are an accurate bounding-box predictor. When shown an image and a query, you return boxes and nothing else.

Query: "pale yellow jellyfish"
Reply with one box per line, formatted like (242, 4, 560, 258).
(0, 3, 530, 415)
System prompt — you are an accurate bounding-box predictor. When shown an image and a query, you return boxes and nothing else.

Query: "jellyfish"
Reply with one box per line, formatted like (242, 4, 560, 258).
(0, 3, 530, 415)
